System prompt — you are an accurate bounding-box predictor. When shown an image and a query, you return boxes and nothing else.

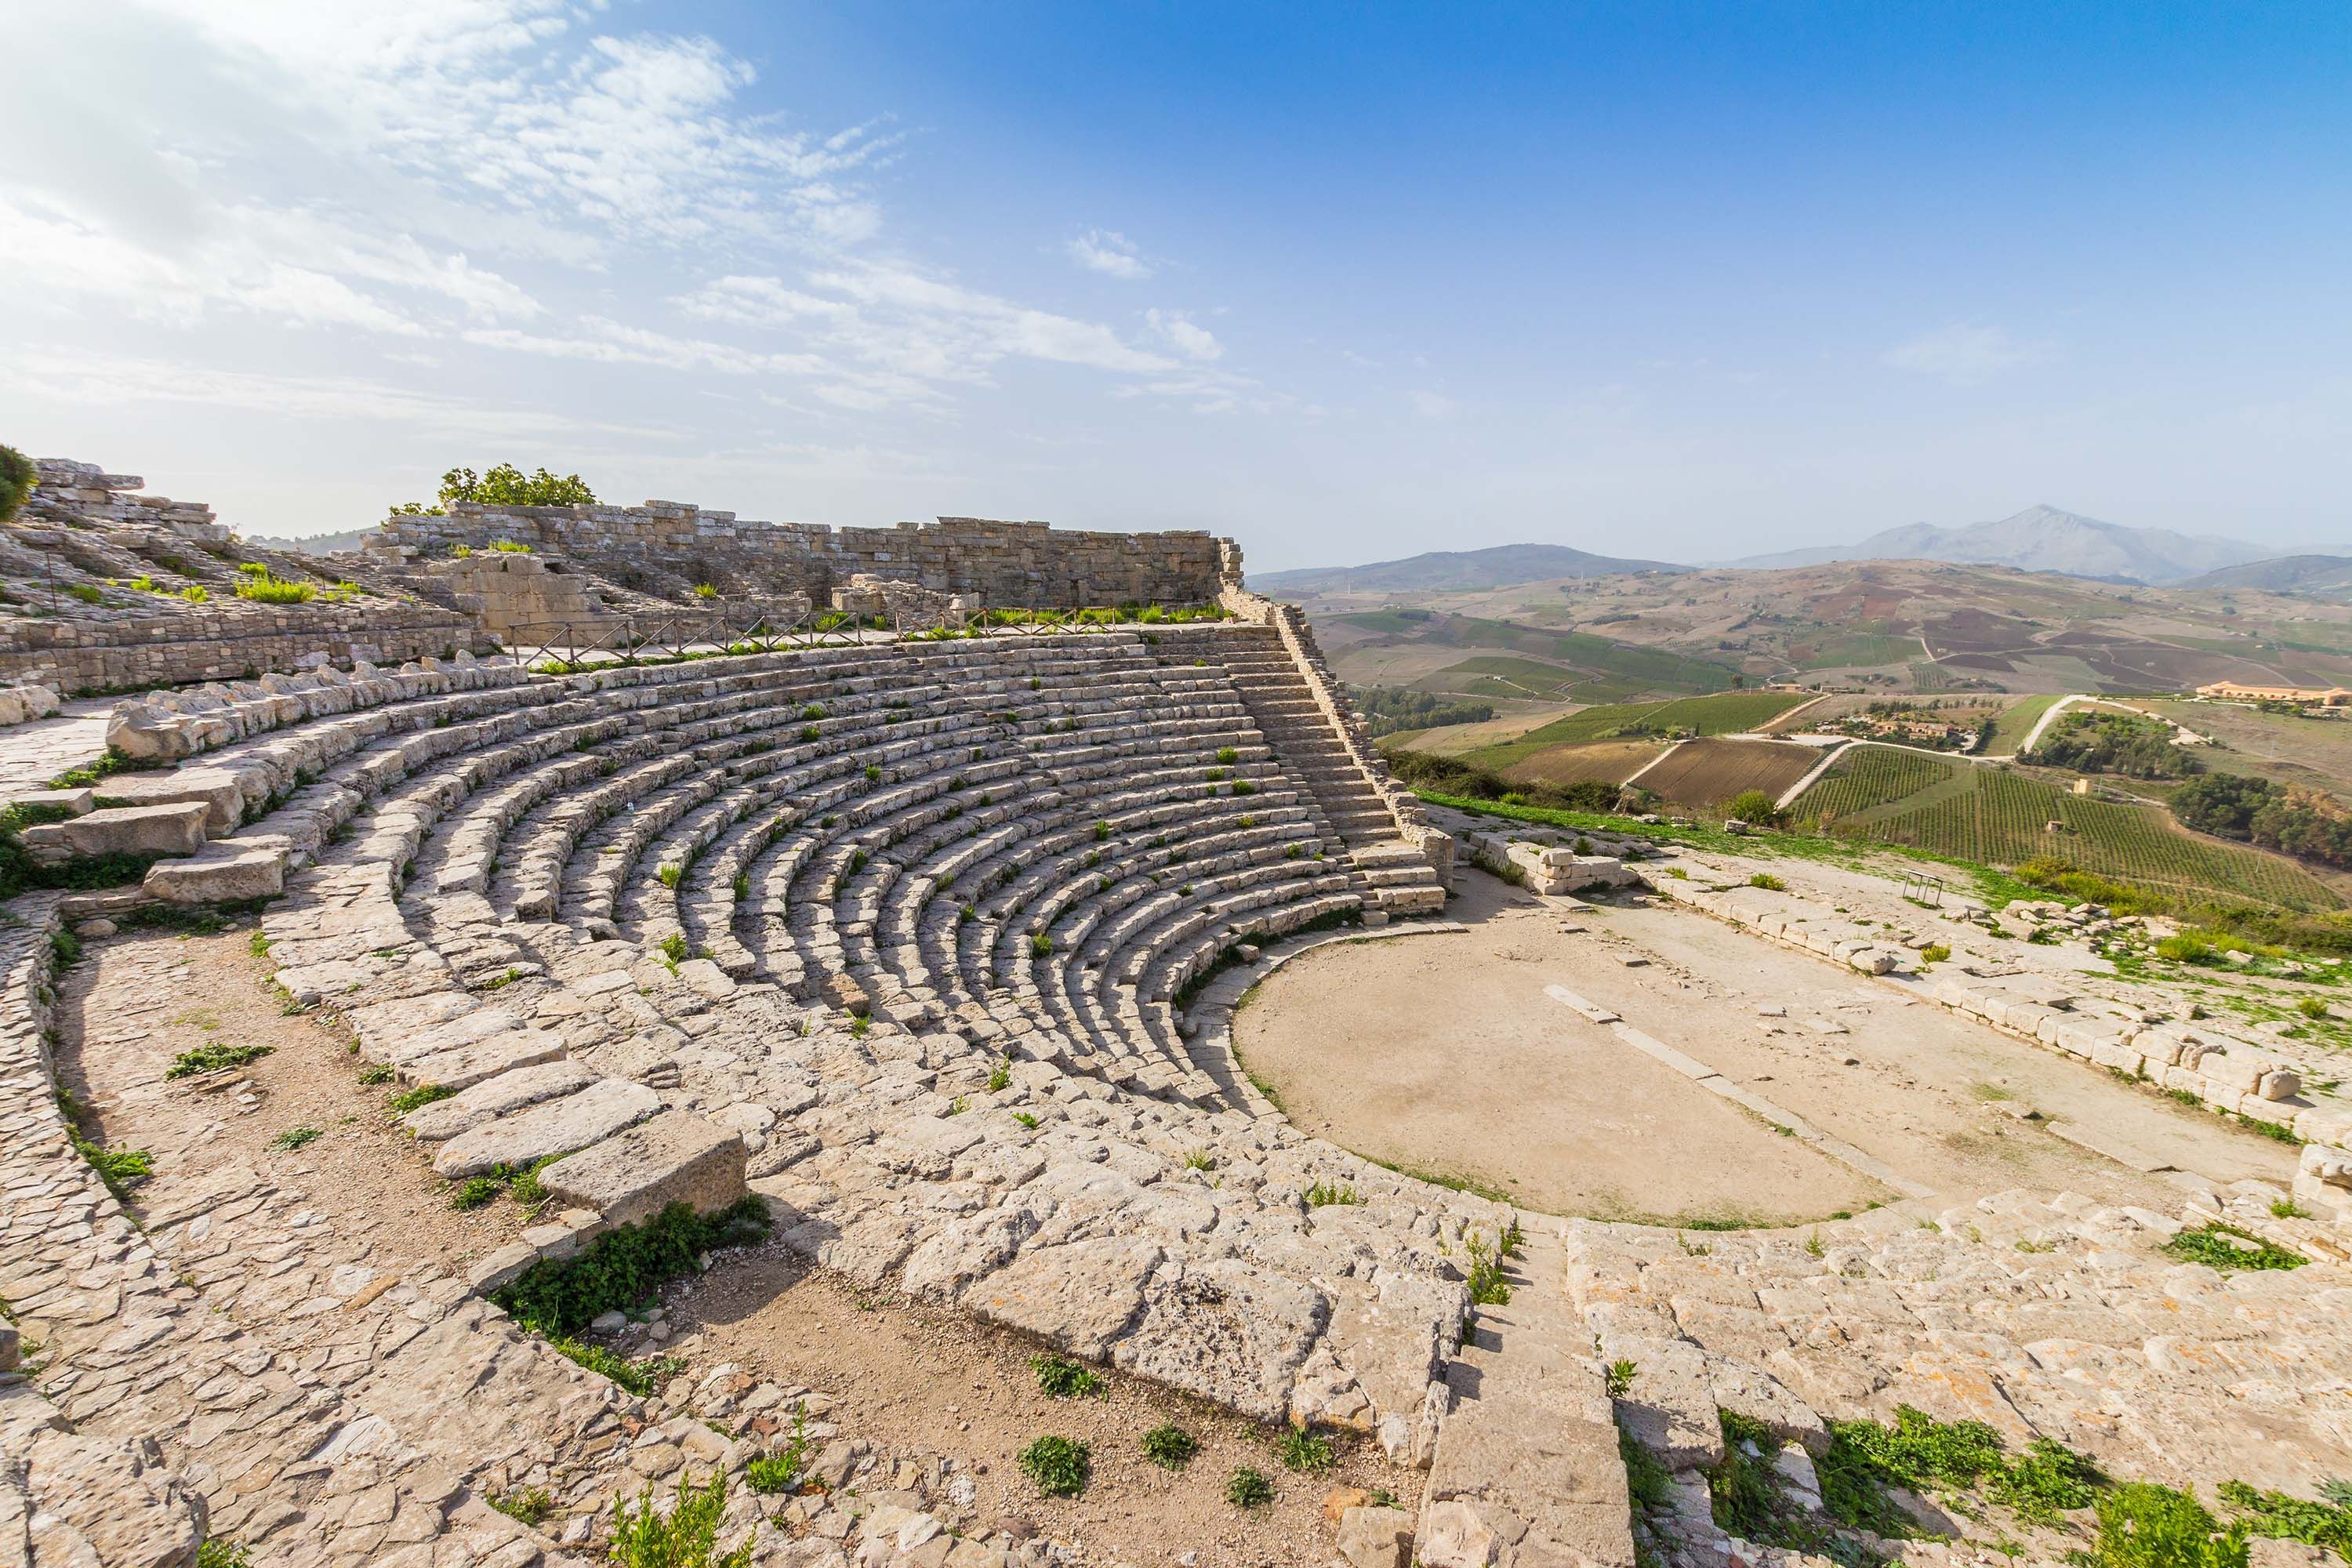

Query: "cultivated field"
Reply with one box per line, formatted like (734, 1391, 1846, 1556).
(1631, 736, 1822, 808)
(1792, 746, 2343, 909)
(1457, 689, 1814, 772)
(2145, 699, 2352, 804)
(1498, 738, 1661, 788)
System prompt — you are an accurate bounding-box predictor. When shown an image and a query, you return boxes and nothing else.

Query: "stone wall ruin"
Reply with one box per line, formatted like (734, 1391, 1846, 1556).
(371, 501, 1234, 610)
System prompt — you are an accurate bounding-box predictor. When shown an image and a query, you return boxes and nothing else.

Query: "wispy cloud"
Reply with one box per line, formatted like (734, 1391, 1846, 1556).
(1883, 325, 2047, 384)
(12, 347, 674, 441)
(1147, 309, 1223, 362)
(1410, 389, 1456, 419)
(1067, 229, 1152, 279)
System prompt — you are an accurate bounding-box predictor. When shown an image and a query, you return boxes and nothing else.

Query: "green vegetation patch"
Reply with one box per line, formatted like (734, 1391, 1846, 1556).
(2161, 1222, 2306, 1272)
(491, 1197, 771, 1336)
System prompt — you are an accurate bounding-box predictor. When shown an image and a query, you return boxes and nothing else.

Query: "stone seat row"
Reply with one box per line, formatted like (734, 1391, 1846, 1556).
(168, 635, 1406, 1120)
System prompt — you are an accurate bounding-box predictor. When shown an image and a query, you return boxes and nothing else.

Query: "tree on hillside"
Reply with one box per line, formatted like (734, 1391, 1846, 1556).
(2025, 711, 2198, 780)
(1725, 788, 1782, 826)
(0, 445, 34, 522)
(393, 463, 597, 516)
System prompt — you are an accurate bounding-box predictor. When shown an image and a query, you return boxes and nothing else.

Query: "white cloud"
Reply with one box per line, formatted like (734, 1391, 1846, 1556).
(1147, 309, 1223, 362)
(1883, 325, 2047, 384)
(11, 347, 673, 441)
(1410, 390, 1456, 419)
(1067, 229, 1152, 279)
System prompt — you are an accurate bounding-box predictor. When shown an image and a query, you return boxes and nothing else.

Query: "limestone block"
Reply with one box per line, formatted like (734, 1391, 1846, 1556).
(1599, 1334, 1724, 1472)
(23, 1425, 207, 1568)
(1338, 1505, 1416, 1568)
(20, 801, 209, 862)
(2, 787, 91, 818)
(82, 769, 247, 833)
(535, 1110, 748, 1228)
(431, 1077, 662, 1178)
(143, 844, 285, 904)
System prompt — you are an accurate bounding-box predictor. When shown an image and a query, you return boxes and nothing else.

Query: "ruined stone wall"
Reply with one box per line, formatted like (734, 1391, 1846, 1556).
(0, 604, 486, 693)
(371, 502, 1232, 607)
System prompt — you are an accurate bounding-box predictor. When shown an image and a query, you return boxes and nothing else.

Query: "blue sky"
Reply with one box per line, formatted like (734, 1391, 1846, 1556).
(3, 2, 2346, 568)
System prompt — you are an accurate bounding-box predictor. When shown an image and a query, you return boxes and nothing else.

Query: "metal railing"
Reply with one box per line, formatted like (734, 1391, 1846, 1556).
(496, 598, 1229, 673)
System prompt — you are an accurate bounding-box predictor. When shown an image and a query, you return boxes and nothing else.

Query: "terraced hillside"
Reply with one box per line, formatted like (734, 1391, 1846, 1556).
(1792, 744, 2343, 909)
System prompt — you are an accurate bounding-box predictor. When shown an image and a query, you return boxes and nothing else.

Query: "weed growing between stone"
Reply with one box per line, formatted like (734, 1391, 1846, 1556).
(387, 1082, 455, 1116)
(164, 1041, 274, 1078)
(746, 1405, 814, 1494)
(488, 1486, 554, 1526)
(2161, 1223, 2306, 1272)
(611, 1474, 750, 1568)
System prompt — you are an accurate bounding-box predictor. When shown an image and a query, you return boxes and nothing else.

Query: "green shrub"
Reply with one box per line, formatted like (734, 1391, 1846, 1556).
(1305, 1179, 1360, 1207)
(1142, 1424, 1198, 1470)
(746, 1404, 812, 1494)
(661, 932, 689, 964)
(2217, 1480, 2352, 1559)
(1225, 1467, 1273, 1508)
(270, 1125, 322, 1152)
(547, 1335, 682, 1396)
(195, 1544, 252, 1568)
(234, 572, 317, 604)
(609, 1474, 750, 1568)
(1018, 1436, 1091, 1497)
(1030, 931, 1054, 957)
(1032, 1354, 1105, 1399)
(491, 1198, 771, 1338)
(1921, 943, 1951, 964)
(66, 583, 103, 604)
(1606, 1358, 1637, 1397)
(1216, 746, 1240, 764)
(1747, 873, 1786, 891)
(693, 583, 718, 598)
(658, 864, 681, 888)
(1725, 789, 1781, 826)
(2092, 1483, 2248, 1568)
(0, 445, 33, 523)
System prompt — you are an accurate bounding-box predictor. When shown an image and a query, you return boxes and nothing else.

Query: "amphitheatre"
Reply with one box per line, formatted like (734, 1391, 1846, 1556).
(11, 456, 2352, 1568)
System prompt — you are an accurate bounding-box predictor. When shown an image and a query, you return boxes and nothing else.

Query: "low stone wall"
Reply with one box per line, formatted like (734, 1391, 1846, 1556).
(0, 603, 485, 694)
(1639, 867, 2341, 1135)
(374, 502, 1231, 607)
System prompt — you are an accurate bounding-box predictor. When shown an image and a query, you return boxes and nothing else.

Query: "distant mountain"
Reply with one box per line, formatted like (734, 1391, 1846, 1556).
(2178, 555, 2352, 594)
(1722, 505, 2268, 586)
(1257, 542, 1684, 595)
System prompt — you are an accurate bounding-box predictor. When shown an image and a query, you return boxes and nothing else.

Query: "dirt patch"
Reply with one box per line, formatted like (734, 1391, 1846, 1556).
(662, 1251, 1397, 1566)
(55, 920, 539, 1274)
(1235, 871, 2296, 1226)
(1232, 877, 1881, 1225)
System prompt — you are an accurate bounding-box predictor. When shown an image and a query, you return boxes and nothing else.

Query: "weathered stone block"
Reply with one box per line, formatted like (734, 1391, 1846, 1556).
(535, 1110, 748, 1228)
